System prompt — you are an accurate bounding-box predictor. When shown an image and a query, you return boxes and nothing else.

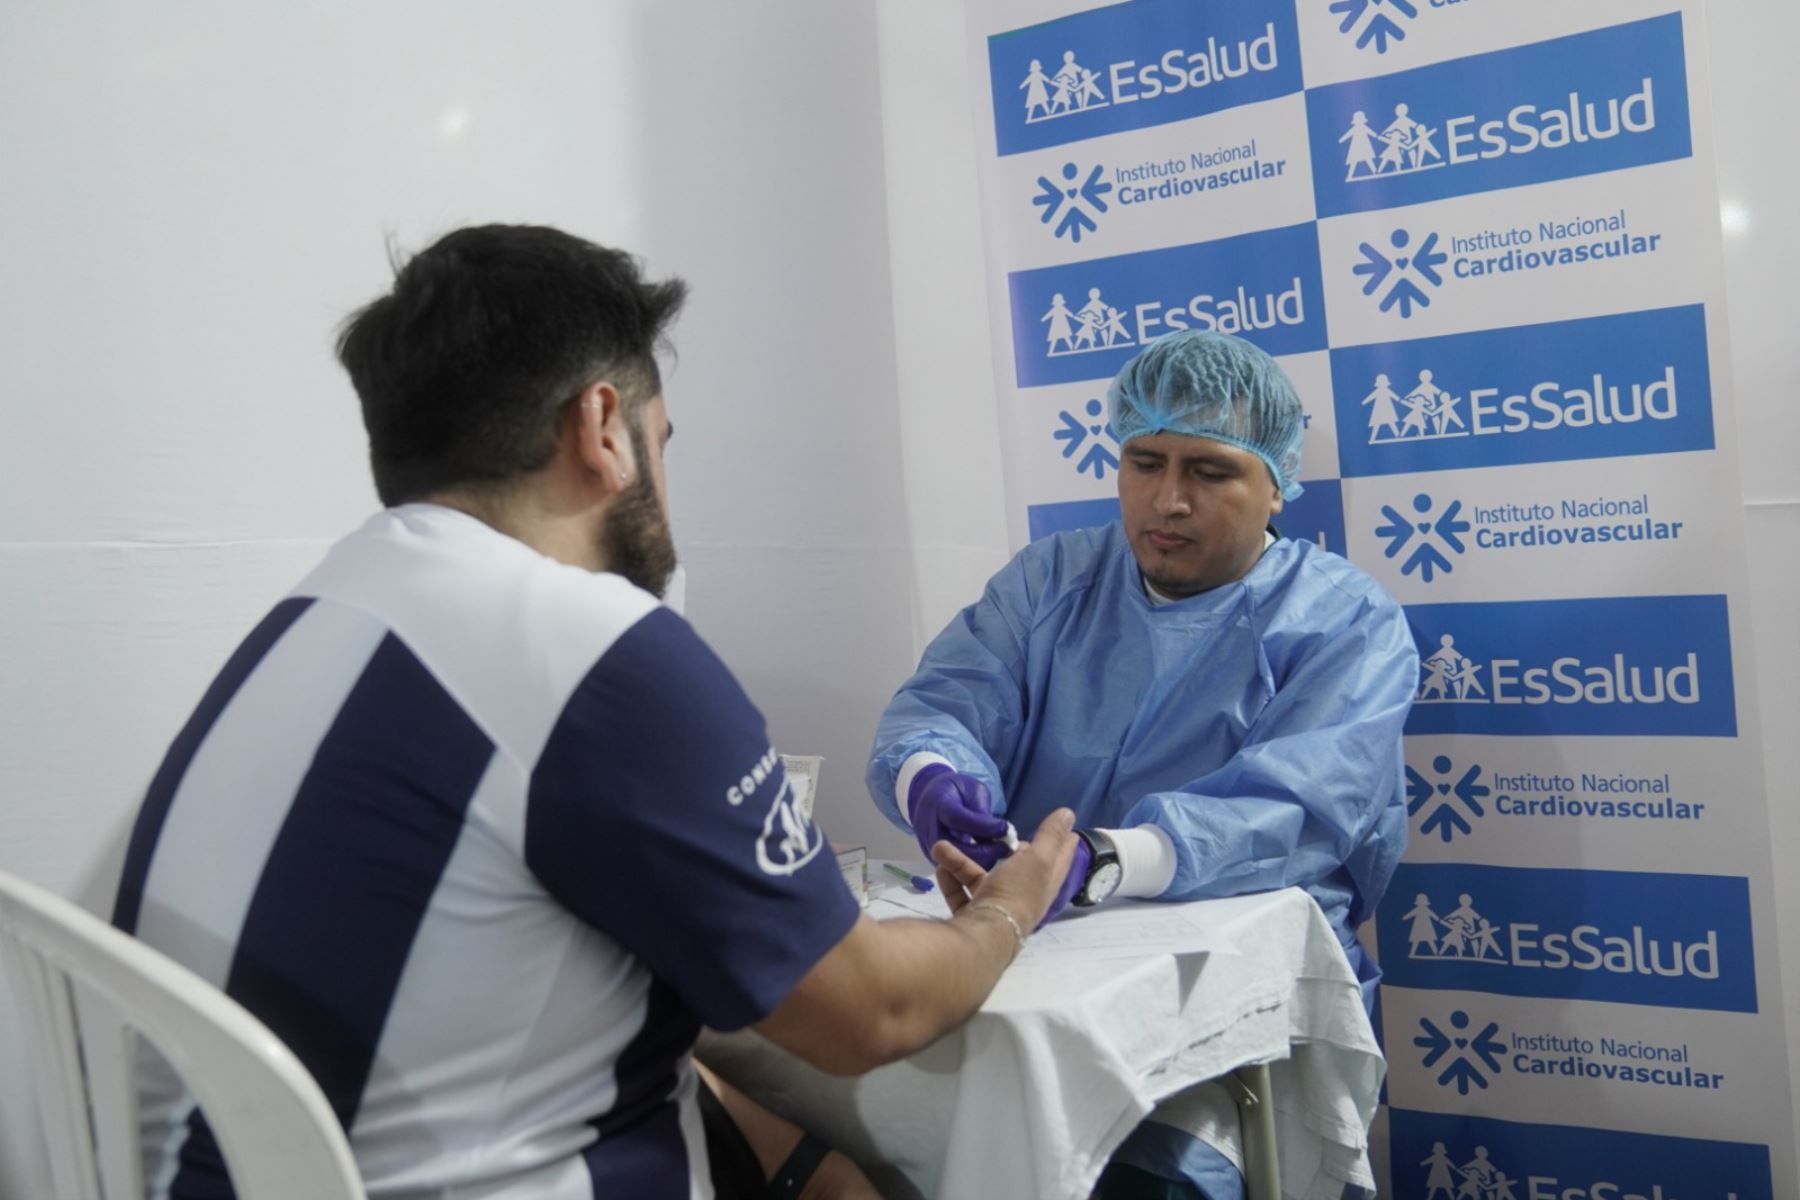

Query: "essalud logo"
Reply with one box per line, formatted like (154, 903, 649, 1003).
(1410, 626, 1706, 709)
(1019, 50, 1111, 125)
(1037, 280, 1303, 362)
(1339, 103, 1443, 181)
(1416, 1142, 1519, 1200)
(1410, 1125, 1767, 1200)
(1014, 29, 1283, 126)
(1400, 882, 1726, 979)
(1354, 361, 1683, 449)
(1403, 890, 1506, 963)
(1335, 85, 1659, 185)
(1415, 632, 1485, 704)
(1359, 369, 1465, 444)
(1041, 287, 1135, 359)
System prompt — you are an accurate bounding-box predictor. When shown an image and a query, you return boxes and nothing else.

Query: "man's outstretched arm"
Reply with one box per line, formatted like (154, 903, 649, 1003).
(754, 809, 1078, 1075)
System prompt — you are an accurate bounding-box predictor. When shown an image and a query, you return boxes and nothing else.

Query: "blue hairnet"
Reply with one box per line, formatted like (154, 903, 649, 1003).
(1106, 330, 1305, 500)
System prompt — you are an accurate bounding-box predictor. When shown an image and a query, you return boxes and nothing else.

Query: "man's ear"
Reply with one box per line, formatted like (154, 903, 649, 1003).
(1267, 471, 1285, 516)
(571, 381, 636, 494)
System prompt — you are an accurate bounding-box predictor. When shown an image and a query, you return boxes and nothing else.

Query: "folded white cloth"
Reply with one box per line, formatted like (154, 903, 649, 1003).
(700, 888, 1384, 1200)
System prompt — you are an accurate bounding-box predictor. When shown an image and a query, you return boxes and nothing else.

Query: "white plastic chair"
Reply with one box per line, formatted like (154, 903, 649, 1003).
(0, 868, 366, 1200)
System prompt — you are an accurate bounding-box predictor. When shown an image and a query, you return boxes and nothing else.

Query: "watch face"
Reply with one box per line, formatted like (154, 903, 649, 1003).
(1084, 861, 1124, 905)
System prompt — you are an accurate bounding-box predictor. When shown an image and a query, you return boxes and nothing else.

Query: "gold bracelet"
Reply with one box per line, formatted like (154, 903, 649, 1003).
(967, 900, 1027, 951)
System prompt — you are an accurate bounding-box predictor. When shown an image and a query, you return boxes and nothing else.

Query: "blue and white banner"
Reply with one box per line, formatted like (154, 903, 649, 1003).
(1329, 306, 1716, 480)
(1387, 1108, 1773, 1200)
(965, 1, 1793, 1194)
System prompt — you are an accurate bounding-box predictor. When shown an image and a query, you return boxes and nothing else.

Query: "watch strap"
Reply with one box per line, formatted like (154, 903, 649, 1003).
(1073, 829, 1120, 906)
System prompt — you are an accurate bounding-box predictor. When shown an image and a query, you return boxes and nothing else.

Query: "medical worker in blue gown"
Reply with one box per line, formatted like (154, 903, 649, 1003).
(867, 329, 1415, 1200)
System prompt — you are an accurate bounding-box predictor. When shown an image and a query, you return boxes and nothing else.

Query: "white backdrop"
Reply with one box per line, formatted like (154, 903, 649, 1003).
(949, 1, 1794, 1191)
(0, 1, 1791, 1195)
(877, 0, 1800, 1189)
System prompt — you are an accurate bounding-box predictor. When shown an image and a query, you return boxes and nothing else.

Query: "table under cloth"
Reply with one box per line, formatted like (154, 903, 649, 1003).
(698, 886, 1385, 1200)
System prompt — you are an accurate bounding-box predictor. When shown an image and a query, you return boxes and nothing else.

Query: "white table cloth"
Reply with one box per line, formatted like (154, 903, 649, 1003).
(698, 886, 1384, 1200)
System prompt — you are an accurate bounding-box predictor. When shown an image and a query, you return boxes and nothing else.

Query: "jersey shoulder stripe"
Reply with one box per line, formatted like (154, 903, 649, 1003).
(293, 506, 659, 780)
(114, 596, 313, 934)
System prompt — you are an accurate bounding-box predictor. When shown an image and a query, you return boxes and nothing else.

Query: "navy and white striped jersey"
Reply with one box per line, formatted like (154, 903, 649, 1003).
(113, 505, 860, 1200)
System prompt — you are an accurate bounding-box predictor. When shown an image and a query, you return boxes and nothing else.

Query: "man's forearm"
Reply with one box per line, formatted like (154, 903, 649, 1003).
(868, 904, 1024, 1057)
(755, 809, 1077, 1076)
(754, 905, 1024, 1075)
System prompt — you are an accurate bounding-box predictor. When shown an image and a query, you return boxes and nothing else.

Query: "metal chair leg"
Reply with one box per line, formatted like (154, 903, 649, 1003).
(1226, 1063, 1280, 1200)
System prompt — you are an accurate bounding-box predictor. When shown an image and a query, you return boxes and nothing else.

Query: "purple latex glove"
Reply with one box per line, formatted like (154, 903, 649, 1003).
(1038, 835, 1092, 930)
(908, 764, 1012, 869)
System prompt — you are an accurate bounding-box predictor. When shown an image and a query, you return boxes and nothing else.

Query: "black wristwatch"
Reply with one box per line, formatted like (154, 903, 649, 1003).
(1072, 829, 1123, 907)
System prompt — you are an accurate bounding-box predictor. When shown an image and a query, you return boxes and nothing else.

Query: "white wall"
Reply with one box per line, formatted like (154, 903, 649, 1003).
(1707, 0, 1800, 1159)
(629, 3, 924, 864)
(874, 2, 1015, 648)
(0, 3, 919, 1193)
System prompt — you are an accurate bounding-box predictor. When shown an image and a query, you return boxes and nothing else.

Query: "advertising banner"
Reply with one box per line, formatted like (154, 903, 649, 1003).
(963, 2, 1793, 1194)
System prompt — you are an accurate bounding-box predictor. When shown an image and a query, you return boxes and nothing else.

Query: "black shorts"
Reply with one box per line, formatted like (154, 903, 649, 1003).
(697, 1079, 833, 1200)
(698, 1079, 769, 1199)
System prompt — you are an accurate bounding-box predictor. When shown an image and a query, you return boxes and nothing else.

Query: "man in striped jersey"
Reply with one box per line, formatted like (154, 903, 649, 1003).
(114, 224, 1079, 1200)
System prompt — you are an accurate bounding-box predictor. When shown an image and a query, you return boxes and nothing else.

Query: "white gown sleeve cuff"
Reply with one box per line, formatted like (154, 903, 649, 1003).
(1103, 824, 1179, 899)
(895, 752, 954, 827)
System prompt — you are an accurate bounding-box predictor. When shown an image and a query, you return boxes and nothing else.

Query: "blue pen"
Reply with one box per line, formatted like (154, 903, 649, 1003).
(883, 863, 936, 893)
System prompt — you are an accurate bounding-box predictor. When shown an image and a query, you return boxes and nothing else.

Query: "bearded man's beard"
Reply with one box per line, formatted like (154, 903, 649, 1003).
(601, 421, 677, 597)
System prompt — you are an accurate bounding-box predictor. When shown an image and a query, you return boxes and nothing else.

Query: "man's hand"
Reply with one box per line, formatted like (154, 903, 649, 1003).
(908, 764, 1013, 868)
(931, 808, 1081, 932)
(1040, 835, 1091, 929)
(755, 809, 1082, 1075)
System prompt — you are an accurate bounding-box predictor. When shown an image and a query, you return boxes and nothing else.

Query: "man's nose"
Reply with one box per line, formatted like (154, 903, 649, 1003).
(1154, 472, 1191, 517)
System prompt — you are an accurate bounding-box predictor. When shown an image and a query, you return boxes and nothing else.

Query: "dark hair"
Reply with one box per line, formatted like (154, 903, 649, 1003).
(336, 224, 687, 506)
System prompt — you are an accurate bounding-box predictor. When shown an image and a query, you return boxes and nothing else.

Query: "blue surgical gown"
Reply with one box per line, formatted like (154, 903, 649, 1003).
(867, 521, 1416, 995)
